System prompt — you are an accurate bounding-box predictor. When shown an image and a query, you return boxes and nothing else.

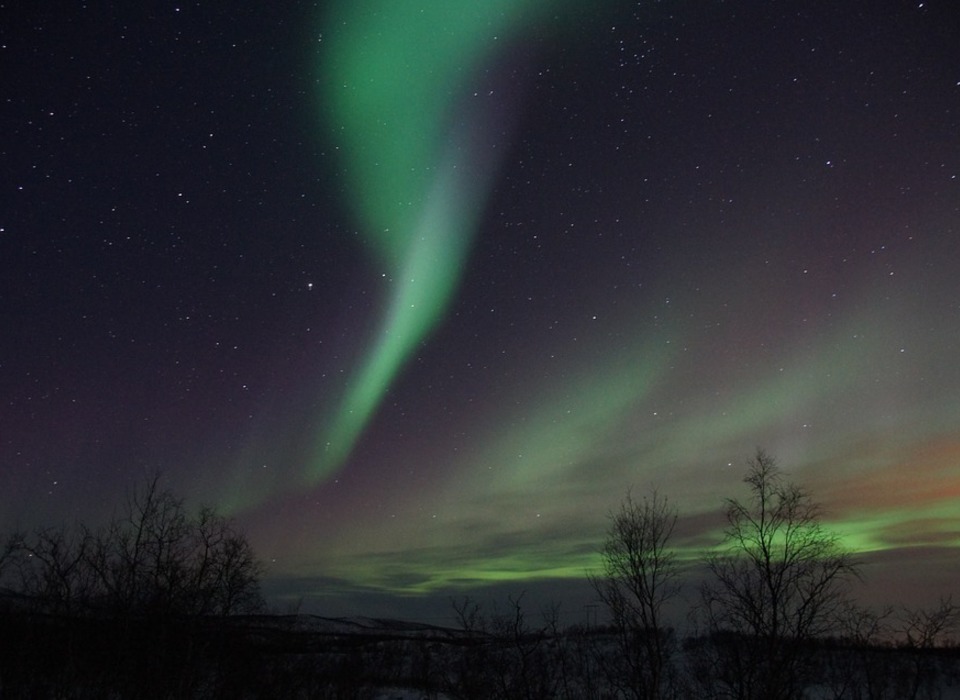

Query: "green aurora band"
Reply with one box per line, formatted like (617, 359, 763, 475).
(287, 296, 960, 595)
(266, 2, 960, 599)
(311, 0, 614, 482)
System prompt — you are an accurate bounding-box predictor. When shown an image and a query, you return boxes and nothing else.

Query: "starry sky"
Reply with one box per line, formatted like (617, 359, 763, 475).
(3, 1, 959, 622)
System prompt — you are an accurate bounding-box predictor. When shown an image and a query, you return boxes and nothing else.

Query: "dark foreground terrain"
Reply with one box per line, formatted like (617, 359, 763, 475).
(2, 604, 959, 699)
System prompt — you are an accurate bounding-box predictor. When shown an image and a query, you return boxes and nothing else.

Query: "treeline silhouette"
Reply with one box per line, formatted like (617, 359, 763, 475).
(0, 475, 265, 698)
(586, 451, 960, 699)
(1, 456, 958, 699)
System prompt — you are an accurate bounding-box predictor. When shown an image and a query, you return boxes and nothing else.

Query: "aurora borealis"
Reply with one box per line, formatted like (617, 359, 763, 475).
(3, 0, 959, 620)
(312, 0, 612, 480)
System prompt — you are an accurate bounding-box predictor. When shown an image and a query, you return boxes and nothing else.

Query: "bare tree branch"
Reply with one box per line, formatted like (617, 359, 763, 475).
(697, 450, 859, 700)
(591, 488, 680, 699)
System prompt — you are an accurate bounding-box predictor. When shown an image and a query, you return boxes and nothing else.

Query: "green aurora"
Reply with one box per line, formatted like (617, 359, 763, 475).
(311, 0, 620, 482)
(5, 0, 960, 621)
(285, 2, 960, 595)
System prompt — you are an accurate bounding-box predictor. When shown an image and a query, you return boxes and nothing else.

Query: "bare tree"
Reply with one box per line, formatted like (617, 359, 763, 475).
(898, 597, 960, 700)
(0, 476, 265, 699)
(18, 525, 95, 616)
(900, 597, 959, 649)
(697, 450, 859, 700)
(821, 601, 901, 700)
(591, 489, 680, 699)
(180, 505, 264, 615)
(0, 531, 22, 591)
(83, 474, 188, 614)
(84, 474, 264, 617)
(446, 596, 494, 700)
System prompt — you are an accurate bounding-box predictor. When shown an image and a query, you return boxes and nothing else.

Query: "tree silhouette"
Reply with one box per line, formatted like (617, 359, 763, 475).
(81, 474, 264, 617)
(0, 474, 264, 698)
(696, 450, 859, 700)
(591, 489, 680, 699)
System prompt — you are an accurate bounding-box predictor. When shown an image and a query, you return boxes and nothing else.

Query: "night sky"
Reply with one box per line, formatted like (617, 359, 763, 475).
(3, 1, 959, 621)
